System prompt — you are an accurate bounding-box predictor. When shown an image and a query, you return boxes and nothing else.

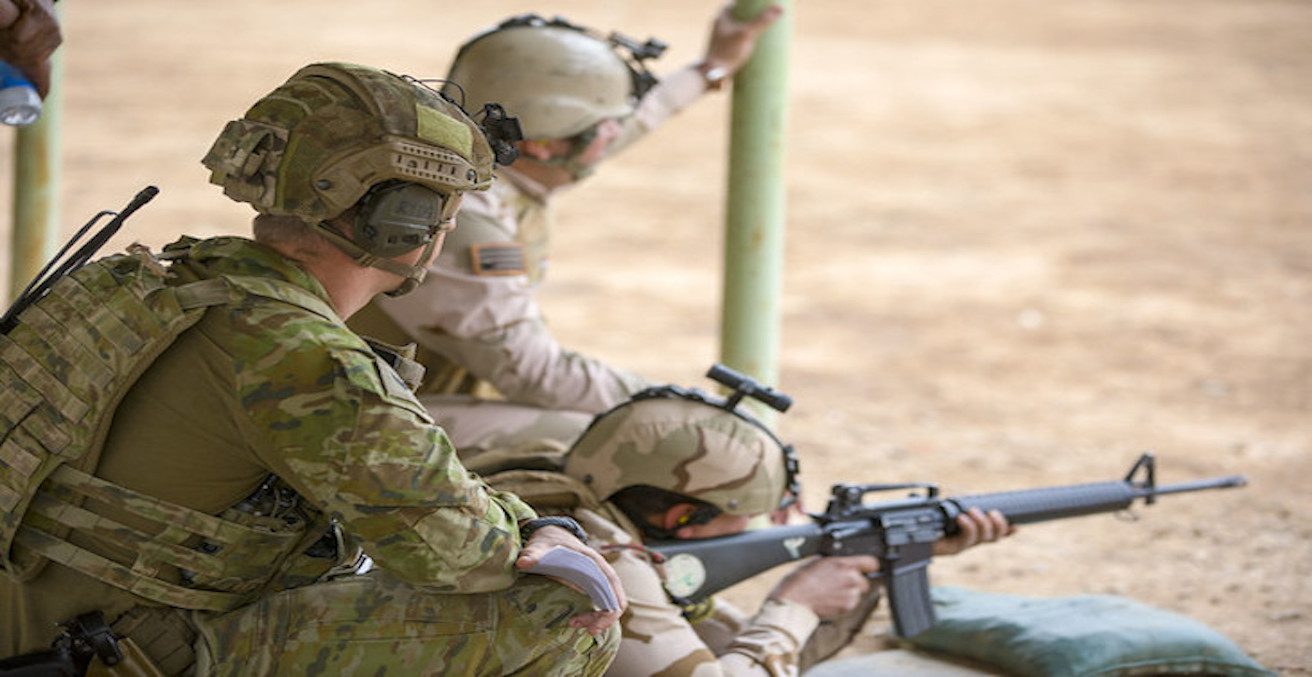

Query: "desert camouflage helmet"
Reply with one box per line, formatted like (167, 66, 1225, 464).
(564, 384, 800, 517)
(444, 14, 665, 140)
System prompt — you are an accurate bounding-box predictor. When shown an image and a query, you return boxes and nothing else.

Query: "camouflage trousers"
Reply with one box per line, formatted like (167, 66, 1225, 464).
(191, 569, 618, 676)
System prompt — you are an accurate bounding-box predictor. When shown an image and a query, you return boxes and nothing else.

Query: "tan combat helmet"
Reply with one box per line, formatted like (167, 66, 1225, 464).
(444, 14, 666, 140)
(201, 62, 521, 295)
(564, 366, 801, 519)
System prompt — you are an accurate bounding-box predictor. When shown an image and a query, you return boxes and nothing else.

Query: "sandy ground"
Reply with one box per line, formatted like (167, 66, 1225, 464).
(0, 0, 1307, 672)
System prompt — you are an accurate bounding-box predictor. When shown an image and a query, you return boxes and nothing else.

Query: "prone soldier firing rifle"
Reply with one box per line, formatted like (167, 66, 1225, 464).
(484, 364, 1249, 676)
(650, 368, 1249, 640)
(480, 365, 1016, 676)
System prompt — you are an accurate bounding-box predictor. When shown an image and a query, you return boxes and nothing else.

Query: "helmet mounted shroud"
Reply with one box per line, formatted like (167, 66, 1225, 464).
(565, 364, 802, 533)
(469, 101, 525, 166)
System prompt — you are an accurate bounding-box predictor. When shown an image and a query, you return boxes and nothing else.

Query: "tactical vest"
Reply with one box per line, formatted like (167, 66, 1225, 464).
(0, 243, 351, 612)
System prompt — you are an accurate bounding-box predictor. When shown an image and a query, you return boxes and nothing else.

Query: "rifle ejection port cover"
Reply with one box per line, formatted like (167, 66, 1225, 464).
(661, 553, 707, 599)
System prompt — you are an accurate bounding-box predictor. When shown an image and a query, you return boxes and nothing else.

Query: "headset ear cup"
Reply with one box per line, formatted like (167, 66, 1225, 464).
(352, 181, 445, 258)
(353, 183, 386, 252)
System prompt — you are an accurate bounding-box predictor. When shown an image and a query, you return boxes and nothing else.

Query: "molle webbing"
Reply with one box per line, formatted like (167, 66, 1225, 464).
(0, 247, 349, 609)
(0, 248, 228, 582)
(18, 465, 310, 612)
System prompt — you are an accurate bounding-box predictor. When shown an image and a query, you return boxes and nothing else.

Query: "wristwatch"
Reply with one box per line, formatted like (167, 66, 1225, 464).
(697, 61, 729, 92)
(520, 516, 588, 544)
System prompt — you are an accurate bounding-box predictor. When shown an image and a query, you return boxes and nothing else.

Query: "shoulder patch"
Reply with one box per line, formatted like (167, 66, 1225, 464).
(329, 347, 432, 424)
(469, 242, 527, 277)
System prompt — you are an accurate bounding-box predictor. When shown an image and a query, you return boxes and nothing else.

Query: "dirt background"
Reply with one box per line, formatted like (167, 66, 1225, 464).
(0, 0, 1307, 672)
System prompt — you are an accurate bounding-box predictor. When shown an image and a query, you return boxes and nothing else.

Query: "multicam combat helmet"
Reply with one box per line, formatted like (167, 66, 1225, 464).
(201, 62, 507, 294)
(204, 61, 495, 226)
(564, 375, 800, 518)
(444, 14, 665, 140)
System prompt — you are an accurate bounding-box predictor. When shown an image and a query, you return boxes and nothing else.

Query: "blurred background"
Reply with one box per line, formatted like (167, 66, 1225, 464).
(1, 0, 1308, 670)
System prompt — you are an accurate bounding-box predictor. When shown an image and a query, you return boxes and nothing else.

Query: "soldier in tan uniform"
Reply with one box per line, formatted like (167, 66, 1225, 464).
(0, 62, 623, 676)
(483, 381, 1013, 676)
(348, 5, 784, 454)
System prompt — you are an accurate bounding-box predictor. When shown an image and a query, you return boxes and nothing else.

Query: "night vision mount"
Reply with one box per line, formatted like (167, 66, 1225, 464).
(474, 103, 523, 166)
(401, 76, 524, 167)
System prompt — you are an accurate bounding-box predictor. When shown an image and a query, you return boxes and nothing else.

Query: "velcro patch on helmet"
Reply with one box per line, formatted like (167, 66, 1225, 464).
(416, 104, 473, 159)
(470, 242, 527, 276)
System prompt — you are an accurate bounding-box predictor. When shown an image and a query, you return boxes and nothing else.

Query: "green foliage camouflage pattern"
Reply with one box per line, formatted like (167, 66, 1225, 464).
(0, 244, 226, 584)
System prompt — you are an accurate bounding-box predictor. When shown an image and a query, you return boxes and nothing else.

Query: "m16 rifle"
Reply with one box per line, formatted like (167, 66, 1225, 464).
(648, 453, 1247, 638)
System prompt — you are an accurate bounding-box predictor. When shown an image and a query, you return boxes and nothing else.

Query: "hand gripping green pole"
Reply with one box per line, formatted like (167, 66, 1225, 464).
(720, 0, 791, 420)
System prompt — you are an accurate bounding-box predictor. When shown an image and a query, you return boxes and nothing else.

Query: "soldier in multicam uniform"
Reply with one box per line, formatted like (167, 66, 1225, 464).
(484, 384, 1012, 677)
(0, 62, 623, 676)
(347, 5, 784, 455)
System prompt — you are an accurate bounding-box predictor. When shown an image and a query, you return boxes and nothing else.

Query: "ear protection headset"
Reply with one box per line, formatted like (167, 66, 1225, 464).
(353, 180, 455, 259)
(312, 180, 457, 297)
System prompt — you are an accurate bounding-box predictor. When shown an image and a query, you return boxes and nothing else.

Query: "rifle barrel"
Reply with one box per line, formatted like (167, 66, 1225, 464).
(1147, 475, 1248, 496)
(1138, 474, 1249, 501)
(648, 467, 1249, 606)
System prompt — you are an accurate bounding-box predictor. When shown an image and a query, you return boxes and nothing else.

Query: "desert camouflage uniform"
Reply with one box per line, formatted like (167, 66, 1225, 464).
(348, 68, 714, 453)
(1, 236, 617, 676)
(485, 396, 874, 677)
(482, 401, 839, 677)
(582, 509, 822, 677)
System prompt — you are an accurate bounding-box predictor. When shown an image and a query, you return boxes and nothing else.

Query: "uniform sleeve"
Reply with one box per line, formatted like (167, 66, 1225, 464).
(716, 598, 821, 676)
(237, 328, 536, 593)
(608, 67, 708, 159)
(374, 208, 653, 413)
(797, 588, 884, 671)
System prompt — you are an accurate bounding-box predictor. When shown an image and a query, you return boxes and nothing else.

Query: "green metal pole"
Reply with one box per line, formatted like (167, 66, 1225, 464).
(7, 11, 62, 304)
(720, 0, 791, 413)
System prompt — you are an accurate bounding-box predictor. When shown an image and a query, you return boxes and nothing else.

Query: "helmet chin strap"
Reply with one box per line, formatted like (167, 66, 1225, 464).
(311, 222, 437, 297)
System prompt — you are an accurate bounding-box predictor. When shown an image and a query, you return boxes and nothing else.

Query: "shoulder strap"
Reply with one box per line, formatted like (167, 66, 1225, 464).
(220, 274, 341, 324)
